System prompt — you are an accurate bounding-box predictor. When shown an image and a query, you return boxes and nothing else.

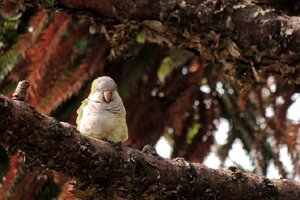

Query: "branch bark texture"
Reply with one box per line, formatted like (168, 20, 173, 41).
(26, 0, 299, 85)
(0, 93, 300, 199)
(56, 0, 300, 50)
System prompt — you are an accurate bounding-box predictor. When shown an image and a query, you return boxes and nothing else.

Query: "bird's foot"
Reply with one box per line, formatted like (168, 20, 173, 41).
(104, 139, 123, 151)
(142, 144, 159, 156)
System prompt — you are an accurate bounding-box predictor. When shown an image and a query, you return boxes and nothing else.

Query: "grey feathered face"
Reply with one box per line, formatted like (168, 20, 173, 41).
(92, 76, 117, 103)
(96, 76, 117, 91)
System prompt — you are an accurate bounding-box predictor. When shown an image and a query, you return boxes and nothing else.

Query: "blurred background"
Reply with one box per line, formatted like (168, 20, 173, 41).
(0, 3, 299, 200)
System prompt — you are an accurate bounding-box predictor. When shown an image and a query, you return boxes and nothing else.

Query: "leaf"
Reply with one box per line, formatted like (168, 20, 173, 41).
(226, 38, 241, 58)
(146, 34, 173, 47)
(143, 20, 166, 33)
(136, 33, 146, 44)
(157, 50, 189, 82)
(187, 123, 201, 144)
(157, 57, 172, 82)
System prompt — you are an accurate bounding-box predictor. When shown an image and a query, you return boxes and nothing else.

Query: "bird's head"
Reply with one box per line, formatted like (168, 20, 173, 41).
(90, 76, 118, 103)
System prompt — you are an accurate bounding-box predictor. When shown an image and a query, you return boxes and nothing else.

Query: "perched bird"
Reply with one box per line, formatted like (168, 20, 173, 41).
(76, 76, 128, 143)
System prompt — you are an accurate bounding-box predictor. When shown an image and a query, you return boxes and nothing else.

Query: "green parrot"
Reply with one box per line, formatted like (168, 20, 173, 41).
(76, 76, 128, 143)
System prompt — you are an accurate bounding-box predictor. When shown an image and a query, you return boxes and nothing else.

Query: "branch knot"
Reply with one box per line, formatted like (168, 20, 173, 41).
(12, 80, 30, 101)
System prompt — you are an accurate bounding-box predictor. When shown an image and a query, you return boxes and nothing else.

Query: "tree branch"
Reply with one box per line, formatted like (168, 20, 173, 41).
(0, 82, 300, 199)
(20, 0, 299, 85)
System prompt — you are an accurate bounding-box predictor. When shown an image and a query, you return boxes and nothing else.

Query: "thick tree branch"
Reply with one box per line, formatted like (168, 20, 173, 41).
(0, 82, 300, 199)
(21, 0, 300, 85)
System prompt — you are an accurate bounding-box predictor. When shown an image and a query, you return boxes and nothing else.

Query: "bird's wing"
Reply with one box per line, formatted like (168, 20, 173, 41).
(76, 98, 89, 129)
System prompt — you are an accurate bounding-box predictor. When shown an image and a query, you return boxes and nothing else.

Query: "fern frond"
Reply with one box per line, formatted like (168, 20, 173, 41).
(23, 175, 48, 200)
(0, 10, 49, 85)
(0, 155, 24, 200)
(58, 182, 77, 200)
(0, 18, 20, 36)
(186, 92, 216, 162)
(15, 10, 49, 57)
(34, 176, 62, 200)
(0, 5, 21, 47)
(10, 169, 41, 200)
(0, 49, 21, 82)
(218, 132, 237, 163)
(35, 29, 89, 108)
(37, 38, 108, 114)
(26, 12, 70, 107)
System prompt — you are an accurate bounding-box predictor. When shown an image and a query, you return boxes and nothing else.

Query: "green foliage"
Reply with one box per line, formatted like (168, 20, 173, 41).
(39, 0, 56, 8)
(158, 57, 173, 81)
(157, 50, 187, 82)
(73, 36, 91, 55)
(187, 123, 201, 144)
(136, 33, 146, 44)
(0, 14, 21, 49)
(0, 49, 21, 81)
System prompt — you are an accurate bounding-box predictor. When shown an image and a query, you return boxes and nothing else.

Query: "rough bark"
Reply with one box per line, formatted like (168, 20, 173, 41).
(51, 0, 300, 53)
(0, 83, 300, 199)
(29, 0, 300, 84)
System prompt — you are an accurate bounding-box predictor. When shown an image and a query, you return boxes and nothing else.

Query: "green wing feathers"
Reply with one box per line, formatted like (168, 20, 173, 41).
(76, 98, 88, 130)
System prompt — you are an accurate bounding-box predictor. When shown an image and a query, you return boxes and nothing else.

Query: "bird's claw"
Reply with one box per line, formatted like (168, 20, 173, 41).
(104, 139, 123, 150)
(142, 144, 159, 156)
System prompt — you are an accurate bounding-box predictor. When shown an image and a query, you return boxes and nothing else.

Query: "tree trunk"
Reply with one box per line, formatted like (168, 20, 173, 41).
(0, 82, 299, 199)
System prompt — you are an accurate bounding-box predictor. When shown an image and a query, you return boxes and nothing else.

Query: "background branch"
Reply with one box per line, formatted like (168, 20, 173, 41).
(19, 0, 300, 85)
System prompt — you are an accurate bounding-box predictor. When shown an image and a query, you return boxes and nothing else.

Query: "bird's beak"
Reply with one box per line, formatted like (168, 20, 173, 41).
(103, 91, 112, 103)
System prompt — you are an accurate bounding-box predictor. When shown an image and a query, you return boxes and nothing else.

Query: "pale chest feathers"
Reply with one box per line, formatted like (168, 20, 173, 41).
(78, 100, 128, 143)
